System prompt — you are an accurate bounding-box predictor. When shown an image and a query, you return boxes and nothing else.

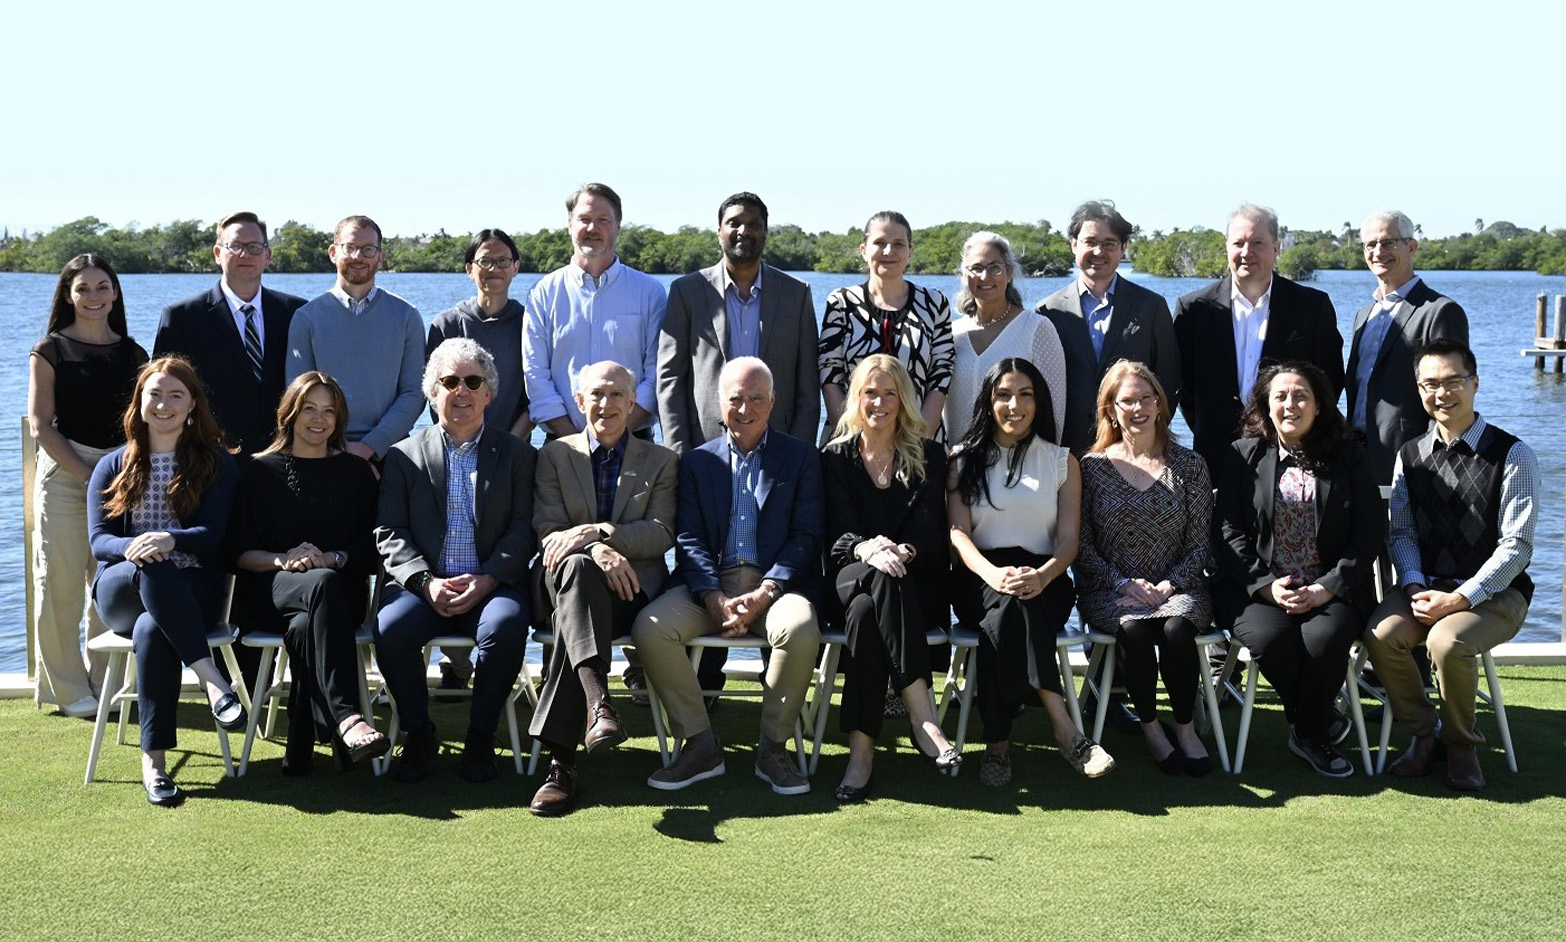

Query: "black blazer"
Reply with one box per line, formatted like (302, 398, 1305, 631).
(154, 283, 307, 454)
(1344, 279, 1467, 485)
(1174, 274, 1344, 476)
(1212, 436, 1382, 622)
(1036, 275, 1180, 453)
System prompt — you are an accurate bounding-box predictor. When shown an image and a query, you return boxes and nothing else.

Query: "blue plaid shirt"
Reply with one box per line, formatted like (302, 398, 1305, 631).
(723, 431, 767, 569)
(587, 430, 627, 523)
(438, 427, 483, 576)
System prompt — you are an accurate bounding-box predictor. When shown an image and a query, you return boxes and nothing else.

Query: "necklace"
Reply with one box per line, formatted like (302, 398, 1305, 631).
(862, 446, 894, 487)
(976, 303, 1016, 328)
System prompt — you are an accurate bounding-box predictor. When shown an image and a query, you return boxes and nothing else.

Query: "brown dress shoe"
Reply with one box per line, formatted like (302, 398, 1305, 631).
(529, 759, 579, 816)
(1389, 734, 1440, 778)
(584, 699, 628, 753)
(1446, 744, 1486, 792)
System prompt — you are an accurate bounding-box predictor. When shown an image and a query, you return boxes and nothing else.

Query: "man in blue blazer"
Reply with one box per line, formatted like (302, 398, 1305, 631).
(154, 211, 306, 455)
(1036, 200, 1180, 453)
(633, 357, 824, 796)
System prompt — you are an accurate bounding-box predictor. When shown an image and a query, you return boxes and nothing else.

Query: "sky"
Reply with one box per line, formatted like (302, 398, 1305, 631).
(3, 0, 1561, 242)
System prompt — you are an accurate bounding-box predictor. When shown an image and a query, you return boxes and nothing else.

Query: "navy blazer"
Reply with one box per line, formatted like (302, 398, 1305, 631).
(674, 429, 824, 599)
(155, 283, 307, 454)
(87, 445, 240, 584)
(1174, 273, 1344, 477)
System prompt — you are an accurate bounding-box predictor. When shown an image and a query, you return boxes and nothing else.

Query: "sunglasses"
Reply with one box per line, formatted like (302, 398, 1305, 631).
(437, 374, 486, 391)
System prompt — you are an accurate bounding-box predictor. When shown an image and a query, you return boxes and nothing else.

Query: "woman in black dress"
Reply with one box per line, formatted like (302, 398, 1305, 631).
(823, 355, 959, 801)
(227, 371, 388, 773)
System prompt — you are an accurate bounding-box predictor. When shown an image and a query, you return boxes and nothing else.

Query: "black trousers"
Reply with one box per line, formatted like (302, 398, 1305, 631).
(954, 548, 1075, 745)
(836, 562, 932, 737)
(1231, 598, 1359, 742)
(1115, 616, 1200, 725)
(241, 568, 365, 749)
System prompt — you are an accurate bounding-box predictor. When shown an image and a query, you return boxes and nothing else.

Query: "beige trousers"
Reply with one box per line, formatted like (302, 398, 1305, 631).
(1363, 587, 1527, 746)
(632, 566, 820, 743)
(32, 441, 115, 706)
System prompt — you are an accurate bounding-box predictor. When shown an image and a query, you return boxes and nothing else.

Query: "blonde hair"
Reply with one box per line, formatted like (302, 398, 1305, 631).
(1089, 359, 1173, 455)
(831, 354, 928, 485)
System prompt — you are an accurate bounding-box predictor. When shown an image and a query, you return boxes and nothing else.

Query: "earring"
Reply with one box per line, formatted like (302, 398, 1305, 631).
(186, 416, 194, 427)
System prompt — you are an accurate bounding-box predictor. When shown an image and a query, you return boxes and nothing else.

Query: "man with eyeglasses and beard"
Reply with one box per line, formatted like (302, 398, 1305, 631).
(287, 214, 425, 470)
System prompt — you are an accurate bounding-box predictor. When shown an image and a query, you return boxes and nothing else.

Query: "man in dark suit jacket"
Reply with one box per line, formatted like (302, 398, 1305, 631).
(1345, 210, 1469, 484)
(1037, 200, 1180, 453)
(375, 338, 537, 784)
(658, 191, 819, 452)
(633, 357, 824, 796)
(526, 362, 678, 816)
(154, 211, 306, 455)
(1174, 204, 1345, 477)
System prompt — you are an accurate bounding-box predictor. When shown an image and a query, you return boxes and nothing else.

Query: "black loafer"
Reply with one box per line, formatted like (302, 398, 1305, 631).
(144, 774, 183, 807)
(834, 781, 871, 803)
(211, 692, 247, 732)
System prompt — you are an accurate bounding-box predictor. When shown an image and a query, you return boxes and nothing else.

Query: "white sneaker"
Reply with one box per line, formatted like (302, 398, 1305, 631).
(60, 695, 99, 718)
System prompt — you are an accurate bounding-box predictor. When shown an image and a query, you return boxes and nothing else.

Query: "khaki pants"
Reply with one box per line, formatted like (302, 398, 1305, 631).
(32, 441, 114, 706)
(1363, 588, 1527, 746)
(632, 566, 820, 743)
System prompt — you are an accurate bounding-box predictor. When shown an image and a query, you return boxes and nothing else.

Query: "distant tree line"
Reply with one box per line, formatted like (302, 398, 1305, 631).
(5, 216, 1566, 279)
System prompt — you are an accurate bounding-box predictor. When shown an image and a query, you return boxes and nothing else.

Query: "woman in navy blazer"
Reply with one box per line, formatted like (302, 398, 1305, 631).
(89, 356, 241, 806)
(1213, 361, 1381, 779)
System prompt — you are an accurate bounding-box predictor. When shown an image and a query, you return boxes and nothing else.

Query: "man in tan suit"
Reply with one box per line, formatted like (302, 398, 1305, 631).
(527, 361, 678, 815)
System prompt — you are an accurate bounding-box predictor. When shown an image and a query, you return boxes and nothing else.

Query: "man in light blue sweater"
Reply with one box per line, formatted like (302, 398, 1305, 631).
(286, 214, 425, 465)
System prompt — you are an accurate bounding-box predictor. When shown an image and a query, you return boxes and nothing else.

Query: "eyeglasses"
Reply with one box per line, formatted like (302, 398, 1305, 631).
(964, 262, 1007, 278)
(336, 243, 382, 259)
(437, 374, 486, 391)
(471, 257, 517, 271)
(218, 241, 268, 256)
(1417, 375, 1474, 394)
(1079, 238, 1123, 253)
(1115, 395, 1158, 410)
(1362, 238, 1408, 252)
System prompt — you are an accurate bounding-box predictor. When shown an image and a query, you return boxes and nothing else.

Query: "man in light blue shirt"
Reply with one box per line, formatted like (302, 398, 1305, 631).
(524, 183, 666, 438)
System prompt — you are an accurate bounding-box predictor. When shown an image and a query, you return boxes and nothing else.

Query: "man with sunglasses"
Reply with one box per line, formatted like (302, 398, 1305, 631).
(1345, 210, 1469, 485)
(376, 338, 537, 783)
(287, 214, 426, 468)
(155, 211, 308, 456)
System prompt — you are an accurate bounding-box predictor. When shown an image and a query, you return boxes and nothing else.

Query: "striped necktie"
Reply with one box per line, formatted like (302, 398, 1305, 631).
(241, 303, 264, 383)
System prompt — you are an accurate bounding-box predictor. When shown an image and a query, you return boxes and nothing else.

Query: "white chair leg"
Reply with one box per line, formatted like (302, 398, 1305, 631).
(85, 652, 126, 784)
(808, 643, 841, 775)
(1197, 643, 1231, 774)
(952, 646, 976, 755)
(1057, 645, 1084, 733)
(1481, 651, 1518, 773)
(263, 648, 289, 740)
(647, 683, 673, 768)
(1092, 646, 1115, 743)
(1233, 660, 1259, 775)
(1375, 686, 1396, 775)
(239, 646, 278, 777)
(1343, 656, 1373, 776)
(117, 658, 136, 746)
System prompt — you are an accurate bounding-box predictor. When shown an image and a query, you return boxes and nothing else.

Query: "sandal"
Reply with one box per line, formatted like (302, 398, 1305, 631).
(340, 718, 391, 764)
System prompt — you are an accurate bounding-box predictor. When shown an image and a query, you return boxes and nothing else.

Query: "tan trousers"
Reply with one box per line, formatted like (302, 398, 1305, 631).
(1363, 588, 1527, 746)
(632, 566, 820, 743)
(32, 441, 115, 706)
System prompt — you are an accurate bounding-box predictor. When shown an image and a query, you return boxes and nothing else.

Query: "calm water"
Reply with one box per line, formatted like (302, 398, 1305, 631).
(2, 268, 1562, 672)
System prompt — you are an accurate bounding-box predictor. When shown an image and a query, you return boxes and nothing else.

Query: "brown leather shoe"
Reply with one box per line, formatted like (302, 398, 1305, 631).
(1389, 734, 1440, 778)
(529, 759, 579, 816)
(1446, 744, 1486, 792)
(584, 699, 627, 753)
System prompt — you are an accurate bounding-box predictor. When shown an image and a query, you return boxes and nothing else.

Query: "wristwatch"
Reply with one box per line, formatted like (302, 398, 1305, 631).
(330, 550, 346, 570)
(762, 580, 783, 602)
(407, 570, 435, 596)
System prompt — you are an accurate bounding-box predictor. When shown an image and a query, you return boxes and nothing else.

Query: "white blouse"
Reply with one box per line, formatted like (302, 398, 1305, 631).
(969, 438, 1070, 556)
(943, 313, 1068, 445)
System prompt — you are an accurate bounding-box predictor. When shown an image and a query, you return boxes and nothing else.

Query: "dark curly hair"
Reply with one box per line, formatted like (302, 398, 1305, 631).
(1240, 360, 1348, 473)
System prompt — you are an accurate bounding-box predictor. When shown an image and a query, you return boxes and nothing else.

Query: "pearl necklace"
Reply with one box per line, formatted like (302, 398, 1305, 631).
(976, 303, 1016, 328)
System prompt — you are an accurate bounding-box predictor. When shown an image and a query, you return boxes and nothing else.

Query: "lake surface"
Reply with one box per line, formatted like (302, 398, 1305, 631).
(2, 267, 1562, 672)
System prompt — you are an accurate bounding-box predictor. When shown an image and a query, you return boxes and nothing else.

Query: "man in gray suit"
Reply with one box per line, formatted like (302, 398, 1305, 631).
(657, 192, 820, 453)
(1036, 200, 1180, 453)
(375, 338, 537, 784)
(1345, 210, 1469, 485)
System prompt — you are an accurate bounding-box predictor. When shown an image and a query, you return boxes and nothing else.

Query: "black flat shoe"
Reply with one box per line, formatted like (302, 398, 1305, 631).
(211, 692, 247, 732)
(1154, 722, 1184, 775)
(834, 781, 871, 803)
(144, 774, 183, 807)
(1183, 753, 1214, 777)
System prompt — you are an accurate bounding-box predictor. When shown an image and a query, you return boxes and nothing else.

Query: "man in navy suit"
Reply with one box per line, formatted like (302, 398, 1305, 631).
(154, 211, 307, 455)
(632, 357, 823, 796)
(1174, 204, 1345, 477)
(1037, 200, 1180, 453)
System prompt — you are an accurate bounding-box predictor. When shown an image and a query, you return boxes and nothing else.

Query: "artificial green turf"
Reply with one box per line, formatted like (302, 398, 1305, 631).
(2, 669, 1564, 941)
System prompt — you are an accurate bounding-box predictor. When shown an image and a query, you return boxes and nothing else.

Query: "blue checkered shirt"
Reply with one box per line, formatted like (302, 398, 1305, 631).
(438, 428, 483, 576)
(588, 431, 627, 523)
(723, 431, 767, 569)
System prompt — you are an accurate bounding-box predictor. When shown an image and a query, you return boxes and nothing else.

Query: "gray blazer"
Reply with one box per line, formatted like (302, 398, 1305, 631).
(375, 424, 538, 589)
(532, 432, 678, 598)
(657, 262, 819, 452)
(1344, 278, 1468, 485)
(1036, 275, 1180, 453)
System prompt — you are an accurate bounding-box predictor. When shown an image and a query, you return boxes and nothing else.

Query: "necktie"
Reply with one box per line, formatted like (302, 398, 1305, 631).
(241, 304, 264, 383)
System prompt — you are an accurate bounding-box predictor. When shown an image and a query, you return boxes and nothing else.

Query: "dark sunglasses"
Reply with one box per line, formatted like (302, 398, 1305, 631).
(437, 374, 486, 391)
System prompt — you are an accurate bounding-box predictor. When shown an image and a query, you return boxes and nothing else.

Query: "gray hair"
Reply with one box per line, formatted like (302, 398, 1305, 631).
(424, 337, 499, 401)
(1361, 210, 1416, 241)
(574, 360, 634, 395)
(718, 355, 774, 396)
(1227, 203, 1280, 242)
(954, 231, 1026, 316)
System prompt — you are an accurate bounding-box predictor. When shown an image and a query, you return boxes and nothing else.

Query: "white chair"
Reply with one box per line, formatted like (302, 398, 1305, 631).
(1218, 637, 1374, 775)
(517, 628, 640, 776)
(803, 627, 947, 775)
(378, 636, 537, 776)
(84, 575, 250, 784)
(668, 635, 809, 773)
(1353, 645, 1517, 774)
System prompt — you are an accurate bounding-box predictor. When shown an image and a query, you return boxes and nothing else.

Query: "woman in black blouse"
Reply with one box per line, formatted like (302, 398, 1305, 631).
(822, 354, 958, 801)
(1213, 361, 1380, 778)
(28, 254, 148, 717)
(228, 372, 388, 773)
